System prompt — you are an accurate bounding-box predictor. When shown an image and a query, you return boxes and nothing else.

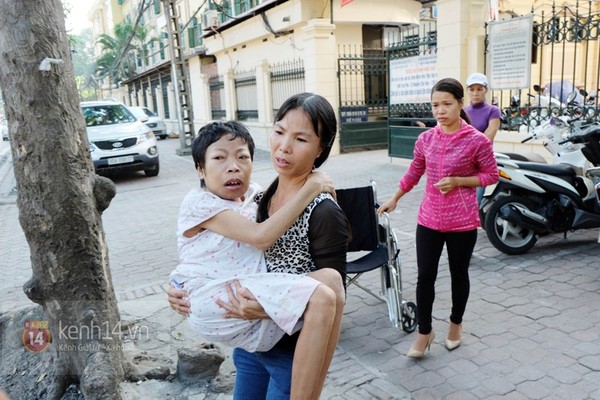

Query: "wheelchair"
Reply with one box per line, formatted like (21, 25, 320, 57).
(335, 181, 416, 333)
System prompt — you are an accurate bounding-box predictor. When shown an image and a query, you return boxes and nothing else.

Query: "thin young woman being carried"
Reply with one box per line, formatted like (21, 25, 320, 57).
(169, 120, 345, 400)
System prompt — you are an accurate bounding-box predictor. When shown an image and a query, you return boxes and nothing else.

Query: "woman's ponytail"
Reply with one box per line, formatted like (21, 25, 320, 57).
(460, 109, 471, 125)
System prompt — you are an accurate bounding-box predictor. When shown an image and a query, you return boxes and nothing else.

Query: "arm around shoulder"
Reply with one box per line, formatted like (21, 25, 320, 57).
(202, 178, 326, 250)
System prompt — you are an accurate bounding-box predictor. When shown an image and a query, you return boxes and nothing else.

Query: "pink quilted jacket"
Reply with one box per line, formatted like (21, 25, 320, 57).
(399, 120, 499, 232)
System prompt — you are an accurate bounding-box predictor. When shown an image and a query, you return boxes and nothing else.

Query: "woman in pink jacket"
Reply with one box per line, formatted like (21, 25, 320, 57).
(378, 78, 498, 358)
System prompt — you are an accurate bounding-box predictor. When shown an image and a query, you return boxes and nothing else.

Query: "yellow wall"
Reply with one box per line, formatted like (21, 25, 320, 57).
(332, 0, 421, 25)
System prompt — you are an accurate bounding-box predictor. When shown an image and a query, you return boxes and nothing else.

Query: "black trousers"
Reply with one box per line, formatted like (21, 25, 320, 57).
(415, 224, 478, 335)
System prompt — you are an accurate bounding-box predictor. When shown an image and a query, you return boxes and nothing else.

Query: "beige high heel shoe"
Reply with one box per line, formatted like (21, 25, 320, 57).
(406, 331, 435, 358)
(445, 323, 462, 351)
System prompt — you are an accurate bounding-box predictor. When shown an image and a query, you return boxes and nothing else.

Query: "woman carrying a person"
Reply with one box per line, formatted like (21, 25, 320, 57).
(168, 92, 349, 399)
(378, 78, 498, 358)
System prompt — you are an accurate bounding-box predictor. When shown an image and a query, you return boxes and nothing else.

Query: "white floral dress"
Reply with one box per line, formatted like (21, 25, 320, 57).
(169, 183, 320, 352)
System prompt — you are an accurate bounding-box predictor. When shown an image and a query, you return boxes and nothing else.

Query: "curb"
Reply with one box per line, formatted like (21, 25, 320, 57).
(0, 142, 9, 165)
(0, 144, 16, 204)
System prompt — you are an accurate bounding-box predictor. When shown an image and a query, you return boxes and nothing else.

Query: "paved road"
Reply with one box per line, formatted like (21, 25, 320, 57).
(1, 138, 600, 399)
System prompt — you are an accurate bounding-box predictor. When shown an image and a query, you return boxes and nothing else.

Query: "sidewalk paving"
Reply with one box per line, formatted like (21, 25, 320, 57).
(1, 139, 600, 399)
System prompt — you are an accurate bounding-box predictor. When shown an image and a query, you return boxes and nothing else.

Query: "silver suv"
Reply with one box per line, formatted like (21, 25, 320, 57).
(81, 101, 159, 177)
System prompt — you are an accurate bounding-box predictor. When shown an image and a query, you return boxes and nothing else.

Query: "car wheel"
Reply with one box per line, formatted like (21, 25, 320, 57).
(160, 134, 168, 140)
(144, 161, 159, 177)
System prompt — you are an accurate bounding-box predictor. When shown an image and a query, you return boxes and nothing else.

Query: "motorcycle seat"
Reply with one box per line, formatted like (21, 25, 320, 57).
(513, 161, 576, 177)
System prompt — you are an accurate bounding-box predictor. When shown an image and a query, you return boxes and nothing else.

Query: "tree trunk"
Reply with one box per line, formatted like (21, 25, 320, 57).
(0, 1, 124, 399)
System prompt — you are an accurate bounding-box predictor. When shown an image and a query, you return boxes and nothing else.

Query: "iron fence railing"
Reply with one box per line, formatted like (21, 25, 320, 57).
(488, 1, 600, 131)
(338, 45, 388, 118)
(387, 22, 437, 125)
(209, 74, 226, 120)
(234, 69, 258, 121)
(270, 59, 305, 117)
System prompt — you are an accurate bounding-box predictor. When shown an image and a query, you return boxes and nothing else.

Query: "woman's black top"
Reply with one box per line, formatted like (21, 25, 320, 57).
(256, 196, 349, 353)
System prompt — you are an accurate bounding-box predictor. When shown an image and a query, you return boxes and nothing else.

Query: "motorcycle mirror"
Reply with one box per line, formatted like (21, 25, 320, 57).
(533, 84, 542, 93)
(567, 91, 578, 104)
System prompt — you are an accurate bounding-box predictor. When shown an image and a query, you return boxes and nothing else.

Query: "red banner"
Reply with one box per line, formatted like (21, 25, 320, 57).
(341, 0, 354, 6)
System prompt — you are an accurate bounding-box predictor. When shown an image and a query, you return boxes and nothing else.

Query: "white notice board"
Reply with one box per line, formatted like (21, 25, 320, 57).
(389, 54, 438, 104)
(487, 15, 533, 90)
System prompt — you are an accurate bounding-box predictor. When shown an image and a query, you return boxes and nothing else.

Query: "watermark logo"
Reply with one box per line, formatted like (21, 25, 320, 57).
(22, 320, 51, 353)
(56, 320, 151, 353)
(59, 320, 150, 340)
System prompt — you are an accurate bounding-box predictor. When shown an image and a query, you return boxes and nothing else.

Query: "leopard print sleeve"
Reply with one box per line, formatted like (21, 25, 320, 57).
(264, 193, 335, 274)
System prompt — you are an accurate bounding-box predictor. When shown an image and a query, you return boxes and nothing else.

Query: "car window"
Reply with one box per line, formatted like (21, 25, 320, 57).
(83, 105, 136, 127)
(128, 107, 147, 120)
(142, 108, 157, 117)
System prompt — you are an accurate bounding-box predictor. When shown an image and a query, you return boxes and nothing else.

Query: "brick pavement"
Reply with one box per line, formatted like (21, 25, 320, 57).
(1, 138, 600, 399)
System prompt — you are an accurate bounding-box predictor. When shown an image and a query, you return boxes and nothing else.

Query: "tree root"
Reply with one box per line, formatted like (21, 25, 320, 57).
(81, 352, 123, 400)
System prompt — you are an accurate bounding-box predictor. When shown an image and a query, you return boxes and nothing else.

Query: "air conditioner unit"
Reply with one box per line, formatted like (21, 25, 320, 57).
(192, 45, 207, 55)
(201, 9, 219, 30)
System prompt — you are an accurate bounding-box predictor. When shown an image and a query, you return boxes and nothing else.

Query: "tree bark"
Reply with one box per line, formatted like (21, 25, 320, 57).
(0, 1, 124, 399)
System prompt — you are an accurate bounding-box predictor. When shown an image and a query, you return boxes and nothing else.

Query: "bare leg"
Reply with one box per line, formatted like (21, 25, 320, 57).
(290, 268, 345, 400)
(447, 321, 462, 341)
(309, 268, 345, 398)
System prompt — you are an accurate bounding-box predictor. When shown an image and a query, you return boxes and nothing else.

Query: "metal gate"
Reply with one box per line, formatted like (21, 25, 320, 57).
(387, 22, 437, 158)
(337, 45, 388, 151)
(489, 1, 600, 130)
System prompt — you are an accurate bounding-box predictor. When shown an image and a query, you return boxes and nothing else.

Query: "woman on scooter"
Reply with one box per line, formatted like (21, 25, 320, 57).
(378, 77, 498, 358)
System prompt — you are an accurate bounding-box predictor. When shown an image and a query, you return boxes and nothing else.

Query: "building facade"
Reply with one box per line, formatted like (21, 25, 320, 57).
(86, 0, 600, 155)
(90, 0, 426, 153)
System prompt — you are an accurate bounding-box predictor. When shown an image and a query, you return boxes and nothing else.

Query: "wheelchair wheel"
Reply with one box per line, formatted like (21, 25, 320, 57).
(401, 301, 417, 333)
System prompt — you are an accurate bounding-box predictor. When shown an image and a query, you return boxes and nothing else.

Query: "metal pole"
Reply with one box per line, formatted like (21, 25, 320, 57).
(162, 0, 187, 154)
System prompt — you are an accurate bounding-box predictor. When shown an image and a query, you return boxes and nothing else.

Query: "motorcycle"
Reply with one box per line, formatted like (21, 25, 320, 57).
(479, 96, 600, 255)
(525, 84, 567, 129)
(580, 89, 600, 122)
(501, 94, 526, 131)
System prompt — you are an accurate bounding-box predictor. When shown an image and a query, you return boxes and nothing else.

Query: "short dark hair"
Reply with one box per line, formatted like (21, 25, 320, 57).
(191, 121, 255, 185)
(275, 93, 337, 168)
(431, 78, 471, 124)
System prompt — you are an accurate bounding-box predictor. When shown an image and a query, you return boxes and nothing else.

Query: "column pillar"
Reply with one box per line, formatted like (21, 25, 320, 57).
(136, 89, 143, 107)
(167, 82, 178, 135)
(301, 19, 340, 155)
(436, 0, 488, 82)
(145, 88, 152, 108)
(256, 59, 272, 123)
(224, 69, 236, 120)
(155, 87, 165, 118)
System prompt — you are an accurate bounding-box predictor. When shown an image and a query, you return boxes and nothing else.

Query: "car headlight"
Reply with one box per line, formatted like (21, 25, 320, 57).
(138, 131, 155, 142)
(146, 123, 158, 128)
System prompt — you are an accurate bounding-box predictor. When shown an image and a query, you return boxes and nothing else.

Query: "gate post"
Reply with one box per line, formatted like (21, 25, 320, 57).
(436, 0, 489, 80)
(301, 19, 340, 155)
